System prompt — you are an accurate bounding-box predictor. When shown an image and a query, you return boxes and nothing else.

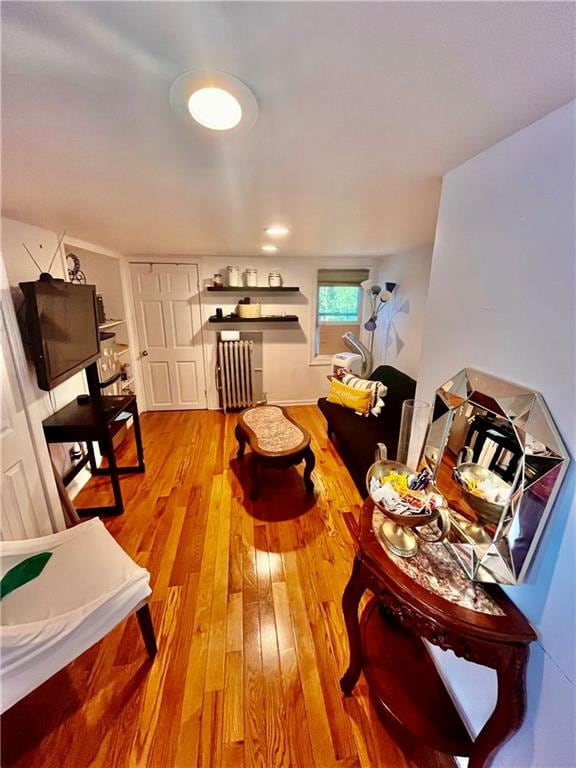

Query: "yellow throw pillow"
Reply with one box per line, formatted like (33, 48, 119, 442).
(326, 378, 372, 416)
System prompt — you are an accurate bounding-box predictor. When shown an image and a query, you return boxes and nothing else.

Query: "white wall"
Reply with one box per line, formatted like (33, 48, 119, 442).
(125, 252, 433, 409)
(372, 245, 432, 379)
(0, 218, 136, 521)
(417, 102, 575, 767)
(1, 218, 74, 531)
(199, 254, 433, 406)
(198, 257, 378, 407)
(1, 218, 90, 408)
(67, 247, 124, 323)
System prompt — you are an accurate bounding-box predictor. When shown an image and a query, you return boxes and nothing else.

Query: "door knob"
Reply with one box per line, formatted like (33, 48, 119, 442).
(141, 350, 149, 357)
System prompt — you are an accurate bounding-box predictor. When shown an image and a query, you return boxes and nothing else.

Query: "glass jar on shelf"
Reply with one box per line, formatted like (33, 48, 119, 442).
(245, 268, 258, 287)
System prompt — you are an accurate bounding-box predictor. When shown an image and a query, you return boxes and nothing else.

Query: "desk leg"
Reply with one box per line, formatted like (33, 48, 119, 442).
(340, 555, 366, 695)
(131, 403, 145, 471)
(469, 645, 529, 768)
(86, 441, 98, 472)
(102, 429, 124, 515)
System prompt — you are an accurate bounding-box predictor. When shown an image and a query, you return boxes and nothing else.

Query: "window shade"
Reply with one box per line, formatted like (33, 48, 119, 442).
(317, 268, 369, 286)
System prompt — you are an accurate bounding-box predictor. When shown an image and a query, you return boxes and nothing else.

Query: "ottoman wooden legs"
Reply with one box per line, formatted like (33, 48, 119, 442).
(303, 447, 316, 494)
(235, 425, 247, 459)
(235, 433, 316, 499)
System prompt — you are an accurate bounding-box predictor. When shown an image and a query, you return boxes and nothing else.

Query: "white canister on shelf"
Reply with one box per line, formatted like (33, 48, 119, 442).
(227, 266, 240, 287)
(245, 268, 258, 287)
(268, 272, 282, 287)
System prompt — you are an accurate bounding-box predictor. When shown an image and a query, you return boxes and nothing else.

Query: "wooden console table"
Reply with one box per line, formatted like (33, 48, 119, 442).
(43, 395, 145, 517)
(340, 500, 536, 768)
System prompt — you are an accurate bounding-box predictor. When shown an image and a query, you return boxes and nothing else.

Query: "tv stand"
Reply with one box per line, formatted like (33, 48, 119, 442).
(42, 392, 145, 517)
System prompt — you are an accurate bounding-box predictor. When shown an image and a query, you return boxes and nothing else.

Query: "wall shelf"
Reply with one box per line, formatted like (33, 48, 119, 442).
(99, 319, 126, 330)
(208, 314, 299, 324)
(207, 287, 300, 293)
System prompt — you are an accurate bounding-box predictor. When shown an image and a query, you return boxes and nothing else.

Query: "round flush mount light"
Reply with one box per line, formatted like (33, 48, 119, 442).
(188, 87, 242, 131)
(264, 225, 289, 238)
(169, 70, 258, 133)
(261, 244, 278, 253)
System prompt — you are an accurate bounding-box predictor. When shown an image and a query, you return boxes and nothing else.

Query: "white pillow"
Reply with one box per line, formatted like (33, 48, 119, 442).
(341, 374, 387, 417)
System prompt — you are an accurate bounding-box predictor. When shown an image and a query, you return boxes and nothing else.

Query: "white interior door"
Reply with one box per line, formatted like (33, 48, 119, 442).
(0, 303, 55, 539)
(130, 263, 207, 411)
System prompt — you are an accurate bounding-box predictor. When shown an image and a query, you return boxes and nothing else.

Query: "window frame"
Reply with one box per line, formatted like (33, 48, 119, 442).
(310, 266, 372, 364)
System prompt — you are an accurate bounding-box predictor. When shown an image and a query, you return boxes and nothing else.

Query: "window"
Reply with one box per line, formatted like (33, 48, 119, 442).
(315, 268, 369, 357)
(317, 285, 361, 323)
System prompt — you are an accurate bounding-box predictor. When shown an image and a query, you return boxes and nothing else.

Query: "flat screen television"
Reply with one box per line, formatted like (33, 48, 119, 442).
(19, 277, 101, 391)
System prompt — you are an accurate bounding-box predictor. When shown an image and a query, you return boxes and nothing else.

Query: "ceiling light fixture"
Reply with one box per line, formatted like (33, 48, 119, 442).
(169, 70, 258, 133)
(264, 226, 289, 238)
(188, 87, 242, 131)
(261, 244, 278, 253)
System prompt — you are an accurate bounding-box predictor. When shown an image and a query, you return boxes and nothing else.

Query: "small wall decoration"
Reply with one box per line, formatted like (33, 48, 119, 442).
(66, 253, 86, 284)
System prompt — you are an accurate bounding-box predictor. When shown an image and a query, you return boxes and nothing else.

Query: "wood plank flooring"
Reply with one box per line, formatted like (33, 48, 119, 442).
(2, 406, 455, 768)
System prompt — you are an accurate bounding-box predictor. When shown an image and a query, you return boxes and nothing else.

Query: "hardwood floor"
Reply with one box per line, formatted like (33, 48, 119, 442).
(2, 406, 455, 768)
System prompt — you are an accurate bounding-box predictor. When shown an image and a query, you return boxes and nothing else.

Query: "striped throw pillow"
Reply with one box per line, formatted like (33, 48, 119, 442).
(341, 374, 387, 417)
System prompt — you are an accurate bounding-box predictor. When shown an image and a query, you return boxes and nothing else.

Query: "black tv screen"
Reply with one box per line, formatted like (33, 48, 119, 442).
(19, 279, 101, 391)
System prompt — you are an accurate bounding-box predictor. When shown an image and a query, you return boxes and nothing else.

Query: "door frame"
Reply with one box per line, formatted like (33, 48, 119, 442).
(127, 258, 209, 412)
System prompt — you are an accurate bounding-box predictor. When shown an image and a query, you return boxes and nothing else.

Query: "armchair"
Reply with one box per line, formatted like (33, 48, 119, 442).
(0, 518, 156, 713)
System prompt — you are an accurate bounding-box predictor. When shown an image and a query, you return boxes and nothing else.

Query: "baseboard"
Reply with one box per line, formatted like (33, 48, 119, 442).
(267, 399, 318, 406)
(207, 398, 319, 411)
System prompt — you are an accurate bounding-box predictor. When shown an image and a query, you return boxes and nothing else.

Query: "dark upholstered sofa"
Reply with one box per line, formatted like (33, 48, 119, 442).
(317, 365, 417, 496)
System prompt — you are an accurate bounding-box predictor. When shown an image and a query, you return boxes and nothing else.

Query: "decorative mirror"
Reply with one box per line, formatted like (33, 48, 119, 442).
(424, 368, 570, 584)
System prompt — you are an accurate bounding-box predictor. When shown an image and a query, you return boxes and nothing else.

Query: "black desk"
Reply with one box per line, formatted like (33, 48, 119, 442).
(43, 395, 145, 516)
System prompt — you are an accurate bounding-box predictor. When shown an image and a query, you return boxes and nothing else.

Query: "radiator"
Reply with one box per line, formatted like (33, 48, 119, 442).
(217, 339, 255, 412)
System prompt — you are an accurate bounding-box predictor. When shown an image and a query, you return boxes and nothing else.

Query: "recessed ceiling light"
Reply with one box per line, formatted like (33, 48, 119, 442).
(261, 244, 278, 253)
(188, 87, 242, 131)
(169, 71, 258, 133)
(265, 226, 289, 238)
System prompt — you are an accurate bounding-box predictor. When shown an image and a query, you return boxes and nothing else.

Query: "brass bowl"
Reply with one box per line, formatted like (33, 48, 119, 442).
(366, 460, 450, 557)
(452, 463, 511, 525)
(366, 460, 441, 528)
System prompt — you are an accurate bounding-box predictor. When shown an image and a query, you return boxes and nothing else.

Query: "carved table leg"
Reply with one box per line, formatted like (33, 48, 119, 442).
(469, 645, 529, 768)
(235, 425, 247, 460)
(340, 555, 366, 695)
(249, 454, 260, 500)
(303, 447, 316, 494)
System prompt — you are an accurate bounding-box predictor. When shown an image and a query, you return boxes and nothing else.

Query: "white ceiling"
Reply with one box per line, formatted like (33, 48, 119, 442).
(2, 2, 574, 257)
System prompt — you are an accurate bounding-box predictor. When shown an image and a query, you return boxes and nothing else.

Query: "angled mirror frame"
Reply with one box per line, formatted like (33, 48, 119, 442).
(424, 368, 570, 584)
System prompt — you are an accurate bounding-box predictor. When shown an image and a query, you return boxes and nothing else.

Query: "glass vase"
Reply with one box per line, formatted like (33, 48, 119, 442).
(396, 399, 431, 470)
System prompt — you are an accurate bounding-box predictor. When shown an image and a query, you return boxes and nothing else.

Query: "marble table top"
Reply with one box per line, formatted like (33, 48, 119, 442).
(242, 406, 304, 453)
(372, 507, 504, 616)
